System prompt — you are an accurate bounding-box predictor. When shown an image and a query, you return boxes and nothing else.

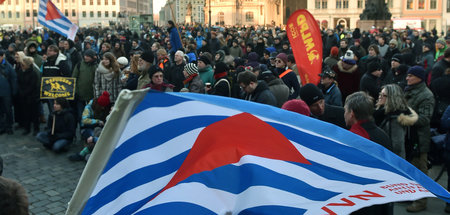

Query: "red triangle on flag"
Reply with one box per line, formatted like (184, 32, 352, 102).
(0, 0, 5, 4)
(159, 112, 311, 197)
(45, 0, 62, 21)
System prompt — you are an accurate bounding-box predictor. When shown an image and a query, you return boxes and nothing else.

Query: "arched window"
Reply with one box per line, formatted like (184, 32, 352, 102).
(245, 11, 254, 22)
(218, 12, 225, 25)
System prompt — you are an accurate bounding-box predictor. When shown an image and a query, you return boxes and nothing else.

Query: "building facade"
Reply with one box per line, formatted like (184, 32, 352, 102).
(204, 0, 283, 26)
(160, 0, 204, 25)
(0, 0, 152, 29)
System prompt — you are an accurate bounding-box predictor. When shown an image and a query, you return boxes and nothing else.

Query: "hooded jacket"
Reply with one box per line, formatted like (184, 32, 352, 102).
(377, 107, 419, 158)
(42, 52, 71, 77)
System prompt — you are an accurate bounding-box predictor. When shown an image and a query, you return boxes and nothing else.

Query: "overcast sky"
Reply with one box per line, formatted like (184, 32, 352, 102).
(153, 0, 167, 14)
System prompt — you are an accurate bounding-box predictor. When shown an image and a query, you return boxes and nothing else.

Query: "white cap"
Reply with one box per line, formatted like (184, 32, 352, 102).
(117, 57, 128, 65)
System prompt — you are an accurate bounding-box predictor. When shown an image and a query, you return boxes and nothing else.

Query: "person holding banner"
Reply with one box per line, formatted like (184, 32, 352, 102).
(36, 98, 75, 153)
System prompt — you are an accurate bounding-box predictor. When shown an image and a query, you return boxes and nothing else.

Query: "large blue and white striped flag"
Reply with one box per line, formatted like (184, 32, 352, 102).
(67, 90, 450, 214)
(38, 0, 78, 41)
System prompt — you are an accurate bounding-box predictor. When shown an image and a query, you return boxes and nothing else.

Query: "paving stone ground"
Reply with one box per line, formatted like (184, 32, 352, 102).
(0, 124, 448, 214)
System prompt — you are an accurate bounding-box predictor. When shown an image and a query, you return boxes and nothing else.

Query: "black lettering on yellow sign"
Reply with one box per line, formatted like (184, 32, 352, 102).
(40, 77, 76, 100)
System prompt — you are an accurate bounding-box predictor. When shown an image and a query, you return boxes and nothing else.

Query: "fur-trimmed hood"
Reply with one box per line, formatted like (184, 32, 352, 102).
(337, 60, 358, 73)
(397, 107, 418, 126)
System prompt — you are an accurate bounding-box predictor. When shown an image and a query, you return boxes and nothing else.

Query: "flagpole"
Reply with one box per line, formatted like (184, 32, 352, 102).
(32, 0, 35, 29)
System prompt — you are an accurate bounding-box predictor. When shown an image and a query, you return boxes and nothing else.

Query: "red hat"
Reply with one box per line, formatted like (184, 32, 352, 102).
(330, 46, 339, 56)
(97, 91, 111, 107)
(281, 99, 310, 116)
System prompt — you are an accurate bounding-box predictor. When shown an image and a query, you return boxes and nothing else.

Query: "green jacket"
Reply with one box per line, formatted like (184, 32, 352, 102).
(198, 65, 215, 86)
(404, 82, 435, 153)
(72, 60, 97, 101)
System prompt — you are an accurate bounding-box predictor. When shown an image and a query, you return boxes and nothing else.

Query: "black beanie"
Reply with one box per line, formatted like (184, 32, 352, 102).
(299, 83, 324, 106)
(214, 61, 229, 74)
(407, 65, 426, 81)
(367, 60, 382, 73)
(198, 55, 211, 65)
(141, 50, 154, 63)
(148, 65, 163, 78)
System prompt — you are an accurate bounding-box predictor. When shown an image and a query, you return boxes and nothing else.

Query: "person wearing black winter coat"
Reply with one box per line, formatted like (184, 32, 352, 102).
(360, 60, 383, 100)
(238, 71, 277, 107)
(36, 98, 75, 153)
(16, 57, 40, 135)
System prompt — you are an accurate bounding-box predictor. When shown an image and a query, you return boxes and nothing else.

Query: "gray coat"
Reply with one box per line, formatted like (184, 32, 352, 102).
(379, 108, 418, 158)
(267, 78, 289, 108)
(404, 82, 435, 153)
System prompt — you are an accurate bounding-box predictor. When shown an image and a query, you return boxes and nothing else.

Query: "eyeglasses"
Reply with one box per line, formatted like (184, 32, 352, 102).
(379, 93, 387, 97)
(276, 59, 283, 63)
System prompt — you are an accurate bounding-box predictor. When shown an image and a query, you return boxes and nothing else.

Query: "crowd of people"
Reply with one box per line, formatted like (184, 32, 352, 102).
(0, 22, 450, 213)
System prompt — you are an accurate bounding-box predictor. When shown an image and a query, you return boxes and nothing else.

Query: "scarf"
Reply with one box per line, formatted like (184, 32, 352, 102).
(214, 72, 227, 80)
(183, 73, 198, 85)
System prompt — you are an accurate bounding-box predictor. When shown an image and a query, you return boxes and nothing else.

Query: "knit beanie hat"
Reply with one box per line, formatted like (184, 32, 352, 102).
(198, 55, 211, 65)
(84, 49, 97, 58)
(117, 56, 128, 66)
(367, 60, 382, 73)
(423, 43, 433, 50)
(299, 83, 324, 106)
(214, 61, 229, 74)
(97, 91, 111, 107)
(391, 53, 402, 63)
(184, 63, 198, 75)
(141, 50, 154, 63)
(342, 50, 356, 65)
(276, 53, 288, 64)
(330, 46, 339, 56)
(436, 38, 446, 46)
(407, 65, 426, 81)
(149, 65, 163, 78)
(281, 99, 311, 116)
(389, 39, 398, 47)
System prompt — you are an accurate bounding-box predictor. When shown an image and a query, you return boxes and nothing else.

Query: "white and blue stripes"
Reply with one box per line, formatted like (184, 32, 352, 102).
(81, 92, 450, 214)
(38, 0, 78, 40)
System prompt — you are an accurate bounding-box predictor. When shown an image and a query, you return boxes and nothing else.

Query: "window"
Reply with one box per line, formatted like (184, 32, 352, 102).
(105, 0, 108, 5)
(7, 0, 10, 4)
(315, 0, 320, 9)
(418, 0, 424, 9)
(82, 0, 85, 5)
(245, 11, 253, 22)
(16, 0, 19, 4)
(429, 19, 436, 29)
(343, 0, 348, 8)
(112, 11, 116, 17)
(112, 0, 115, 5)
(26, 10, 30, 17)
(65, 9, 68, 16)
(90, 11, 94, 17)
(83, 11, 86, 17)
(56, 0, 59, 3)
(8, 11, 12, 18)
(407, 0, 413, 9)
(357, 0, 363, 8)
(26, 0, 29, 3)
(430, 0, 436, 9)
(64, 0, 67, 3)
(448, 0, 450, 12)
(218, 12, 224, 25)
(98, 11, 101, 17)
(33, 9, 37, 16)
(97, 0, 100, 5)
(105, 11, 109, 17)
(90, 0, 93, 5)
(322, 0, 327, 9)
(336, 0, 342, 9)
(0, 12, 4, 19)
(16, 12, 19, 18)
(72, 9, 76, 17)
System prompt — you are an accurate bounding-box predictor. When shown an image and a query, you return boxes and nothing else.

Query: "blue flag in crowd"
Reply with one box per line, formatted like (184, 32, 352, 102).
(67, 90, 450, 215)
(38, 0, 78, 41)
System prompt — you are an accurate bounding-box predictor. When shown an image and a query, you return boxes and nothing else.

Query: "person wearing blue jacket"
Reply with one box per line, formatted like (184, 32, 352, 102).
(168, 20, 182, 60)
(0, 49, 17, 135)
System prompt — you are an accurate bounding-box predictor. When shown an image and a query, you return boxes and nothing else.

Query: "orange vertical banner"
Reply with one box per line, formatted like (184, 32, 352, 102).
(286, 9, 322, 85)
